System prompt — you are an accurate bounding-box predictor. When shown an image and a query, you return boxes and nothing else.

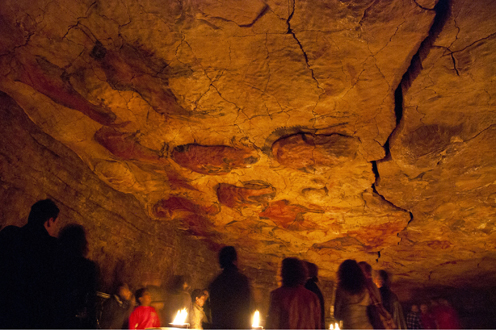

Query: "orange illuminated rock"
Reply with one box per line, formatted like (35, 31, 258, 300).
(153, 196, 220, 219)
(171, 144, 259, 175)
(272, 133, 359, 172)
(216, 181, 276, 208)
(17, 56, 116, 125)
(259, 200, 323, 229)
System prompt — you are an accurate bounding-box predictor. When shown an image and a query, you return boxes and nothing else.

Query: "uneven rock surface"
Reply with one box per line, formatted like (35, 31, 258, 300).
(1, 0, 495, 290)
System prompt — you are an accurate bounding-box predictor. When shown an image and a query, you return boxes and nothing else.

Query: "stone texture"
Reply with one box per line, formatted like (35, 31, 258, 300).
(0, 0, 495, 294)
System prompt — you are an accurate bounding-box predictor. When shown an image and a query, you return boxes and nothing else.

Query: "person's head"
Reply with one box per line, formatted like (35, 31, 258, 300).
(117, 283, 132, 301)
(191, 289, 207, 307)
(135, 288, 151, 306)
(411, 304, 419, 313)
(375, 269, 389, 288)
(58, 224, 89, 257)
(219, 246, 237, 269)
(305, 261, 318, 281)
(358, 261, 372, 278)
(438, 298, 450, 306)
(337, 259, 366, 295)
(171, 275, 190, 292)
(28, 199, 60, 236)
(281, 257, 307, 287)
(420, 303, 429, 314)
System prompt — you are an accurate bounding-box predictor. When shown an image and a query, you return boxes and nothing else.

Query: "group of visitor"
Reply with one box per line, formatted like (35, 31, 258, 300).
(0, 199, 461, 329)
(406, 299, 461, 329)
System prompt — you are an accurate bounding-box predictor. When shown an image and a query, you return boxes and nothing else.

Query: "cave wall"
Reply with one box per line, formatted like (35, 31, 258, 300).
(0, 91, 219, 293)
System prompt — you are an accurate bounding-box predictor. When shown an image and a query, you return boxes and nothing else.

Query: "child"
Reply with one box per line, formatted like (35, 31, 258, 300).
(129, 288, 161, 329)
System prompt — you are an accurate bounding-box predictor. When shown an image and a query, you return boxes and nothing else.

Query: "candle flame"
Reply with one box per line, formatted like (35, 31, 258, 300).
(252, 310, 260, 328)
(329, 322, 340, 330)
(171, 308, 188, 325)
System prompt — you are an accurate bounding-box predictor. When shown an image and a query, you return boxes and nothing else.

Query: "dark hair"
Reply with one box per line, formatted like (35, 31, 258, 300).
(358, 261, 372, 277)
(305, 261, 318, 280)
(378, 270, 390, 286)
(191, 289, 205, 302)
(135, 288, 148, 304)
(219, 246, 237, 269)
(27, 199, 59, 227)
(337, 259, 366, 295)
(58, 224, 88, 257)
(281, 258, 307, 287)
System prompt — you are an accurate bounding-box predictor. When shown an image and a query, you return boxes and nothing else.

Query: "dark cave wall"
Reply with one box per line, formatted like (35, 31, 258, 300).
(0, 91, 219, 293)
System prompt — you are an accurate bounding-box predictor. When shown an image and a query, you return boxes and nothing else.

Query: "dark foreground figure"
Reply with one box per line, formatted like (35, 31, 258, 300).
(209, 246, 252, 329)
(0, 199, 60, 328)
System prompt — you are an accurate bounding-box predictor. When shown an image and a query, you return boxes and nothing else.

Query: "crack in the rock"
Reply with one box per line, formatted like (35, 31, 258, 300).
(370, 0, 452, 236)
(450, 52, 460, 76)
(286, 0, 323, 92)
(413, 0, 436, 11)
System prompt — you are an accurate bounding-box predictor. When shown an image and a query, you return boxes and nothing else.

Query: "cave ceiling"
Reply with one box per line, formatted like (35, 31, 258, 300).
(1, 0, 496, 288)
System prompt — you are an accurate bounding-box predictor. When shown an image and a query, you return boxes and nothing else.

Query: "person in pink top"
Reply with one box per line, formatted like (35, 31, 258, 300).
(433, 298, 461, 329)
(129, 288, 161, 329)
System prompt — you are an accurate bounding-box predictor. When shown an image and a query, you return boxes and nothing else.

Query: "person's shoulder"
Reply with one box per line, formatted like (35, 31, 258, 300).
(0, 225, 21, 238)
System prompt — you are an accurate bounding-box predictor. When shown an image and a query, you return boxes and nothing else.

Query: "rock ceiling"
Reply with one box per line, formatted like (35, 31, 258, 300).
(1, 0, 495, 288)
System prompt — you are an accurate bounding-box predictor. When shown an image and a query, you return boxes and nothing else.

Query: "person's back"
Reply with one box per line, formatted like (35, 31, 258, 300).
(209, 246, 251, 329)
(209, 264, 251, 328)
(55, 224, 98, 328)
(334, 259, 373, 329)
(267, 285, 321, 329)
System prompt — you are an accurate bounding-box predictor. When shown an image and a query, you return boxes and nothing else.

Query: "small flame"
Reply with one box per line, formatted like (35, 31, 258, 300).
(329, 322, 340, 330)
(171, 308, 188, 325)
(252, 310, 260, 328)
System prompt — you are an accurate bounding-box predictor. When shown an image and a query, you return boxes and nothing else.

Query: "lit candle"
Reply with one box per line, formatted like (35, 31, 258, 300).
(170, 308, 189, 328)
(252, 310, 263, 329)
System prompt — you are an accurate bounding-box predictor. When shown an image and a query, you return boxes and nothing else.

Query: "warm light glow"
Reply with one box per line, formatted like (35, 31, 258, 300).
(329, 322, 340, 330)
(171, 308, 188, 325)
(252, 310, 261, 328)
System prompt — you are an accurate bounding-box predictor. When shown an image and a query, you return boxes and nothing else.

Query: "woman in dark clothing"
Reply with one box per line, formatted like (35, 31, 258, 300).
(304, 261, 326, 329)
(55, 224, 98, 328)
(375, 270, 407, 329)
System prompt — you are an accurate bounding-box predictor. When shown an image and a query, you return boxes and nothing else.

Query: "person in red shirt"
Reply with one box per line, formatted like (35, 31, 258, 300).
(129, 288, 161, 329)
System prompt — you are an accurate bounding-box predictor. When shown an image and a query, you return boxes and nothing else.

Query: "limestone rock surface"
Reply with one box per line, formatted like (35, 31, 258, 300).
(1, 0, 495, 290)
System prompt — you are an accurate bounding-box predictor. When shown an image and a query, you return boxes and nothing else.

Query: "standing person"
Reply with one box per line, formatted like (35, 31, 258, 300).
(209, 246, 252, 329)
(100, 283, 135, 329)
(334, 259, 373, 329)
(433, 298, 461, 329)
(304, 261, 326, 329)
(266, 258, 321, 329)
(419, 303, 436, 329)
(406, 304, 423, 329)
(375, 270, 407, 329)
(190, 289, 208, 329)
(163, 275, 192, 325)
(0, 199, 60, 328)
(55, 224, 99, 328)
(128, 288, 160, 329)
